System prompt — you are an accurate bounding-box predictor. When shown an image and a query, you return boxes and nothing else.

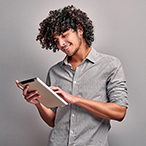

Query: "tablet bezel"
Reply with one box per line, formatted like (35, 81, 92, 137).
(18, 77, 68, 108)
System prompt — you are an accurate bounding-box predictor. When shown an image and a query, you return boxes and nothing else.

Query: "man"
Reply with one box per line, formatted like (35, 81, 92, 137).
(16, 5, 128, 146)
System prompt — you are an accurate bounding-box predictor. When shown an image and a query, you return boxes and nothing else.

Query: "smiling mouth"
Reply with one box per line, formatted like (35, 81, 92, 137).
(63, 45, 70, 52)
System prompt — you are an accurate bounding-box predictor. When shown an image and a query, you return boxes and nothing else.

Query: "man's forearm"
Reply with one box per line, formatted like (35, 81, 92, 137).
(35, 103, 56, 127)
(74, 97, 127, 121)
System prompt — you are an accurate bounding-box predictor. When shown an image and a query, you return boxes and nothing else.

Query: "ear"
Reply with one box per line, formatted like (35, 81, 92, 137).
(77, 24, 83, 35)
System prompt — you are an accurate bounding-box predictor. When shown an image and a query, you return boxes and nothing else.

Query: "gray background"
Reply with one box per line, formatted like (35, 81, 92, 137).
(0, 0, 146, 146)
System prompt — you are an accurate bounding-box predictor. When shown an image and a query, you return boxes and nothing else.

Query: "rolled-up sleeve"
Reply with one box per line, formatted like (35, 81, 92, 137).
(106, 58, 129, 108)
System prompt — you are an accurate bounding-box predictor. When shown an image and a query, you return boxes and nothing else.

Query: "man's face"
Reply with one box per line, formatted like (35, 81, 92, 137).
(53, 29, 82, 57)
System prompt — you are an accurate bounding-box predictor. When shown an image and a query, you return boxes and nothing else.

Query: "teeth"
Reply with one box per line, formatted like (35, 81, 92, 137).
(64, 46, 69, 51)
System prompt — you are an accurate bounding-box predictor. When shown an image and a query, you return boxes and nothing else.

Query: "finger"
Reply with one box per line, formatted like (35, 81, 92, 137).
(25, 94, 40, 102)
(49, 86, 55, 89)
(15, 80, 23, 90)
(23, 85, 30, 96)
(24, 90, 38, 100)
(54, 90, 62, 94)
(49, 86, 60, 91)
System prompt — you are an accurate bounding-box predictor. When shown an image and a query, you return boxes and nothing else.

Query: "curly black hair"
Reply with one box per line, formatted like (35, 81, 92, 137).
(36, 5, 94, 52)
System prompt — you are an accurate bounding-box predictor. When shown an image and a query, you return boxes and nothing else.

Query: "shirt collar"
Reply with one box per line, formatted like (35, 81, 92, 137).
(85, 47, 98, 64)
(61, 47, 98, 66)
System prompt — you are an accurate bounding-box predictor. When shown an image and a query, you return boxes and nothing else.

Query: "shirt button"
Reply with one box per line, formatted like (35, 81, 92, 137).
(74, 81, 76, 84)
(70, 130, 74, 134)
(72, 114, 75, 117)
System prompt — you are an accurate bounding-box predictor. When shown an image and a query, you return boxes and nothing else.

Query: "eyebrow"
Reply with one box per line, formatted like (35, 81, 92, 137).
(53, 35, 59, 40)
(53, 32, 67, 40)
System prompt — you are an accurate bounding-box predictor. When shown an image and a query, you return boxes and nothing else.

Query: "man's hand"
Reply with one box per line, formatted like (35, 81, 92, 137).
(15, 80, 40, 105)
(49, 86, 78, 104)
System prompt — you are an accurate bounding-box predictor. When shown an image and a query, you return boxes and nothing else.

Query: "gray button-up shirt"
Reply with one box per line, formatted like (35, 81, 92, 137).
(46, 48, 128, 146)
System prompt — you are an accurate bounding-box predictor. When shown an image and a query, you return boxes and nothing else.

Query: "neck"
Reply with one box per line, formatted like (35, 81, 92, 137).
(68, 44, 91, 70)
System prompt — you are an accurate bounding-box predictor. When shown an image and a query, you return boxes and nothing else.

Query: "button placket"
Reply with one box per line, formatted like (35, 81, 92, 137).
(72, 66, 79, 96)
(69, 67, 80, 145)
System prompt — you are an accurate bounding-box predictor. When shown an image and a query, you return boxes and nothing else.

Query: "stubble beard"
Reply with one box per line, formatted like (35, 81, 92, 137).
(68, 34, 82, 57)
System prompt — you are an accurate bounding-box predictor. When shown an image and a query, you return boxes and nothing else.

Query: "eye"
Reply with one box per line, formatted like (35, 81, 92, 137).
(62, 34, 67, 38)
(54, 38, 58, 43)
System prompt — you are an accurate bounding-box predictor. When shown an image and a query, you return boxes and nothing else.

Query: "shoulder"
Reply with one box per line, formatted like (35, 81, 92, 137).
(97, 52, 122, 68)
(91, 48, 121, 67)
(46, 60, 63, 85)
(48, 60, 64, 73)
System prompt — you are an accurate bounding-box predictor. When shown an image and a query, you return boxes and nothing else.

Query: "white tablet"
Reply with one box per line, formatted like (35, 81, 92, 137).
(18, 77, 68, 108)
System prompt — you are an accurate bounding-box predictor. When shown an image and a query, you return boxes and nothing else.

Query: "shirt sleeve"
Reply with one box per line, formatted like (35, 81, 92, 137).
(106, 58, 129, 108)
(46, 69, 58, 113)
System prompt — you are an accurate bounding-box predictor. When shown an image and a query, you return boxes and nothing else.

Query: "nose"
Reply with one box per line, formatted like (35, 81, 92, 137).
(62, 42, 65, 46)
(58, 38, 66, 47)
